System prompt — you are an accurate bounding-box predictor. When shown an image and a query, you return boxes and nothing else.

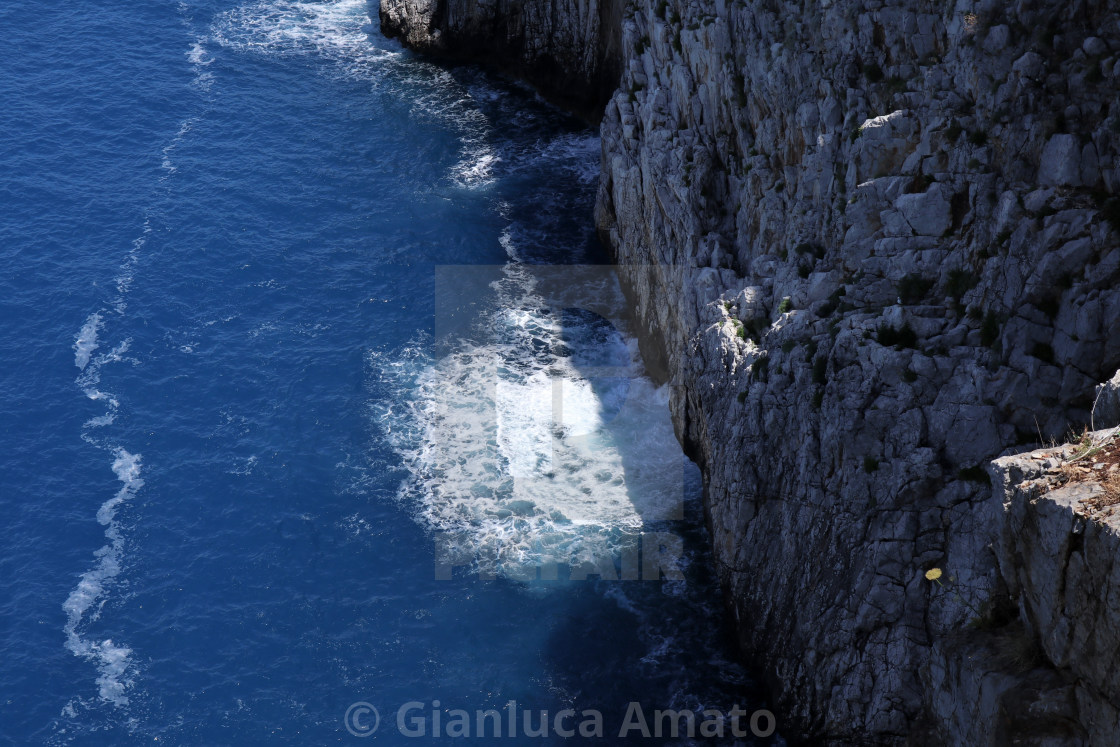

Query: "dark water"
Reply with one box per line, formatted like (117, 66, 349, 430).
(0, 0, 776, 743)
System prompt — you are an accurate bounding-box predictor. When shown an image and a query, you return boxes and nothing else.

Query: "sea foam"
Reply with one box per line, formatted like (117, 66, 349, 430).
(62, 450, 143, 707)
(372, 264, 685, 578)
(74, 314, 102, 371)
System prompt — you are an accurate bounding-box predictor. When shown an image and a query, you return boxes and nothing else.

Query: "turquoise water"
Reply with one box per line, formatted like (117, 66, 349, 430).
(0, 0, 774, 743)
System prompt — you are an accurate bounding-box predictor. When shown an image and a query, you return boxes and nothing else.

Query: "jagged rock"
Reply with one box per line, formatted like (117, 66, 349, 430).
(853, 111, 918, 183)
(895, 184, 952, 237)
(378, 0, 624, 120)
(1040, 134, 1099, 188)
(1083, 36, 1109, 57)
(982, 440, 1120, 746)
(382, 0, 1120, 742)
(1095, 369, 1120, 429)
(1040, 134, 1084, 187)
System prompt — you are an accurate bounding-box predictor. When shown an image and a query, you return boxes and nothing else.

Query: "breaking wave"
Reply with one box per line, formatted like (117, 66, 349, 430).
(371, 264, 687, 579)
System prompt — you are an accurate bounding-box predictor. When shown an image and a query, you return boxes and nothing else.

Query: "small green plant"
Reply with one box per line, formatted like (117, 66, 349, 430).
(1066, 428, 1095, 458)
(863, 456, 880, 473)
(737, 390, 748, 403)
(903, 368, 918, 383)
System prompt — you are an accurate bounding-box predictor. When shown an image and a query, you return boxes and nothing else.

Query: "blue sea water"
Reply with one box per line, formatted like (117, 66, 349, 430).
(0, 0, 776, 743)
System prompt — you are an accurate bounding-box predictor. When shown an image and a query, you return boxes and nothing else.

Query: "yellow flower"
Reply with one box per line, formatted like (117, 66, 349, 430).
(925, 568, 942, 581)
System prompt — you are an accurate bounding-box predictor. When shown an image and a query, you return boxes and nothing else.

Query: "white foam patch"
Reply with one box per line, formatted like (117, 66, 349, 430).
(60, 9, 211, 726)
(498, 228, 519, 260)
(112, 220, 151, 312)
(372, 267, 685, 577)
(67, 178, 148, 719)
(452, 147, 499, 189)
(74, 314, 102, 370)
(212, 0, 509, 190)
(160, 118, 198, 176)
(68, 303, 143, 714)
(76, 340, 132, 427)
(212, 0, 393, 66)
(187, 41, 212, 66)
(186, 40, 215, 92)
(62, 449, 143, 707)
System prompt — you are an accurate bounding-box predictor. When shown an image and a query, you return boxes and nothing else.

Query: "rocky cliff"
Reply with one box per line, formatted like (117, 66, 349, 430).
(381, 0, 1120, 742)
(379, 0, 625, 119)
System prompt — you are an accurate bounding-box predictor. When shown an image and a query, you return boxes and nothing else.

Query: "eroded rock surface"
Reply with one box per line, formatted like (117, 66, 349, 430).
(382, 0, 1120, 742)
(379, 0, 625, 119)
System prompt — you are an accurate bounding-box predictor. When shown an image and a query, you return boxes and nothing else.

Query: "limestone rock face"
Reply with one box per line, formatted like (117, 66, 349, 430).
(961, 440, 1120, 747)
(378, 0, 625, 119)
(382, 0, 1120, 742)
(595, 1, 1120, 741)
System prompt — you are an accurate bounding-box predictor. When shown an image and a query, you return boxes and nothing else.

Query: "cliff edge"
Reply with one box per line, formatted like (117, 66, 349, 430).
(379, 0, 625, 120)
(381, 0, 1120, 742)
